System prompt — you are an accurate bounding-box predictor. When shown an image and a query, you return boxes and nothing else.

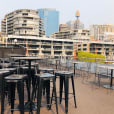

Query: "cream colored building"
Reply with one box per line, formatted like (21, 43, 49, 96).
(1, 9, 44, 37)
(51, 29, 90, 41)
(76, 41, 114, 59)
(3, 35, 76, 58)
(1, 35, 114, 59)
(90, 24, 114, 41)
(59, 24, 69, 32)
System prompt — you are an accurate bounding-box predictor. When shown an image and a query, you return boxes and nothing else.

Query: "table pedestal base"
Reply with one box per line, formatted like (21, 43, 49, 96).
(104, 85, 114, 89)
(16, 102, 37, 112)
(24, 102, 37, 111)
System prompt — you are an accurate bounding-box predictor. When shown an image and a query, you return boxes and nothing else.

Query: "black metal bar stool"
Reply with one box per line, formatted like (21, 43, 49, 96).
(55, 71, 77, 114)
(35, 73, 58, 114)
(0, 71, 12, 114)
(4, 74, 28, 114)
(38, 68, 55, 95)
(38, 68, 54, 74)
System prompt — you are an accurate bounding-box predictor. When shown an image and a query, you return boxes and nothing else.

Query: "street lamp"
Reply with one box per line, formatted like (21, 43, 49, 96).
(14, 39, 17, 47)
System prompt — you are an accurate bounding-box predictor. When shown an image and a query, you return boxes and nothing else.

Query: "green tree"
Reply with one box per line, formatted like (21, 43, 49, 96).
(77, 51, 105, 63)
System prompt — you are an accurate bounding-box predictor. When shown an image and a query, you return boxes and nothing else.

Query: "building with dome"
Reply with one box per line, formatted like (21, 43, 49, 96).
(66, 10, 84, 30)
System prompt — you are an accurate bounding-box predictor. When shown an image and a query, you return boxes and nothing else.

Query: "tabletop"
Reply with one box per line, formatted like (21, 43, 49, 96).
(11, 56, 44, 61)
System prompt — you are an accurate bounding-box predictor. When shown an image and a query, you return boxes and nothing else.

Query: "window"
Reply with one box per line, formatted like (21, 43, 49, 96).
(22, 24, 26, 26)
(23, 20, 27, 22)
(83, 48, 87, 51)
(78, 45, 81, 47)
(22, 13, 28, 16)
(83, 44, 87, 46)
(26, 10, 30, 12)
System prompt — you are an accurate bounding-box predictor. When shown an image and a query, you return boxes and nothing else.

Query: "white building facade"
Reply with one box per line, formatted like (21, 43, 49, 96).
(1, 9, 44, 37)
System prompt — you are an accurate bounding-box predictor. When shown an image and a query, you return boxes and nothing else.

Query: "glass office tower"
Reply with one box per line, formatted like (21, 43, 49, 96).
(38, 8, 59, 37)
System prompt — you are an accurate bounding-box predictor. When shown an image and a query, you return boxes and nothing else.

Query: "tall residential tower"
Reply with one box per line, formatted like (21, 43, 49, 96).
(1, 9, 44, 37)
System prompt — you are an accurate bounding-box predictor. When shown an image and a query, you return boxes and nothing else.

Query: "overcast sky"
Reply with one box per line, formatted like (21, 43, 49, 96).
(0, 0, 114, 28)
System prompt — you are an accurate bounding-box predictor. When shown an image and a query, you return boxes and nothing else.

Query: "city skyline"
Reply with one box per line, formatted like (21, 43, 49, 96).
(0, 0, 114, 28)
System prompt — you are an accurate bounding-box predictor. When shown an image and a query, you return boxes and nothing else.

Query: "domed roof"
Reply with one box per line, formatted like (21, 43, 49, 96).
(76, 10, 80, 17)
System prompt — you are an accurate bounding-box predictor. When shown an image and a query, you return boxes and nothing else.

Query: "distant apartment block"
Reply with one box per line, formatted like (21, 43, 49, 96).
(2, 35, 74, 58)
(76, 41, 114, 59)
(38, 8, 59, 37)
(1, 35, 114, 59)
(103, 32, 114, 42)
(90, 24, 114, 41)
(51, 29, 90, 41)
(1, 9, 44, 37)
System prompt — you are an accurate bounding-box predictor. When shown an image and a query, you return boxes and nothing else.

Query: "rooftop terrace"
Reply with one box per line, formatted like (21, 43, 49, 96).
(0, 58, 114, 114)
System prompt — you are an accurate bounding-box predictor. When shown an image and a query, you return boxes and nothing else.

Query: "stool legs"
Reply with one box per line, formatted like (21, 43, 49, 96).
(1, 79, 5, 114)
(59, 75, 77, 114)
(37, 77, 58, 114)
(64, 77, 69, 114)
(71, 76, 77, 108)
(59, 76, 69, 114)
(10, 83, 16, 114)
(37, 79, 43, 114)
(25, 78, 30, 102)
(17, 81, 24, 114)
(60, 76, 64, 104)
(46, 80, 50, 109)
(53, 78, 58, 114)
(9, 81, 24, 114)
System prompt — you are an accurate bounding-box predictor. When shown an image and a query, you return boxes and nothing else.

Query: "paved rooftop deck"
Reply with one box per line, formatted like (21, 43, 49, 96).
(1, 72, 114, 114)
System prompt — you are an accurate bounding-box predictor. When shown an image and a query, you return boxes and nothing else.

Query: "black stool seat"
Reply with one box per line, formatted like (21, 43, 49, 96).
(55, 71, 73, 76)
(55, 71, 77, 114)
(19, 66, 35, 74)
(36, 73, 54, 78)
(35, 73, 58, 114)
(5, 74, 27, 79)
(5, 74, 27, 82)
(0, 70, 11, 97)
(39, 68, 54, 74)
(0, 70, 14, 92)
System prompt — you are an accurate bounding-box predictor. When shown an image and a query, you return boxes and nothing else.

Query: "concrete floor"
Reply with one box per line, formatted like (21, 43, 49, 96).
(1, 72, 114, 114)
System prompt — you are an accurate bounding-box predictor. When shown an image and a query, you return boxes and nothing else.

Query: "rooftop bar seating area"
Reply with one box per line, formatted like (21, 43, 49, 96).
(0, 56, 114, 114)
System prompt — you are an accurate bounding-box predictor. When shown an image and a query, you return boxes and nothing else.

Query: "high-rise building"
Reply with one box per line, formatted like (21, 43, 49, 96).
(1, 9, 44, 37)
(38, 8, 59, 37)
